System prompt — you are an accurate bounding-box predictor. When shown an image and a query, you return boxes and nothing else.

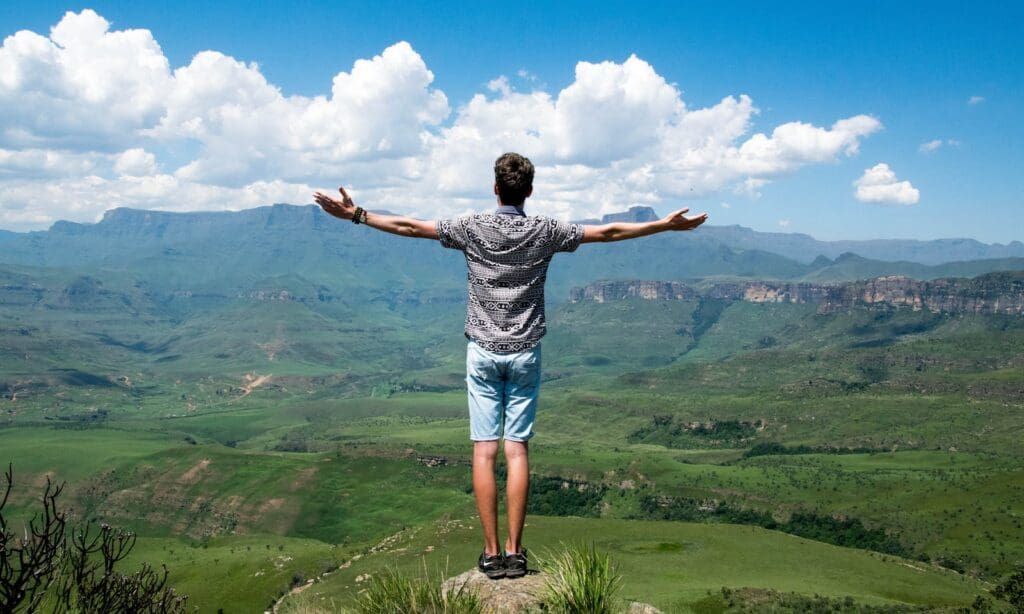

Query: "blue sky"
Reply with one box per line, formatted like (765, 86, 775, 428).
(0, 1, 1021, 242)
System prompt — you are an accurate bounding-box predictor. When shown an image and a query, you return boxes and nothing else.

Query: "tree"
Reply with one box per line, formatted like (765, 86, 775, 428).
(993, 566, 1024, 612)
(0, 464, 188, 613)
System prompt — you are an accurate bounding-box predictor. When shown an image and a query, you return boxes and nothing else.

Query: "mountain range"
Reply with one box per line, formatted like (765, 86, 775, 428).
(1, 204, 1022, 305)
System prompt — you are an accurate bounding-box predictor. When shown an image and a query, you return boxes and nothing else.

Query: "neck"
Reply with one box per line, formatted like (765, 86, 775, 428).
(496, 203, 526, 216)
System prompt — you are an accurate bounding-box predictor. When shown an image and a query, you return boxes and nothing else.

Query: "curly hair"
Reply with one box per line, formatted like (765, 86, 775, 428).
(494, 152, 534, 206)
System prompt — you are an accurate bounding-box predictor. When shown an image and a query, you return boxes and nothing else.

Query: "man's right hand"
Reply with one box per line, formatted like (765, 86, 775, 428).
(313, 186, 357, 220)
(662, 207, 708, 231)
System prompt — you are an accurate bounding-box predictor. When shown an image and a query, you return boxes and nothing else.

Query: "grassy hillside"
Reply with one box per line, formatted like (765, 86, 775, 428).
(289, 514, 989, 612)
(2, 221, 1022, 611)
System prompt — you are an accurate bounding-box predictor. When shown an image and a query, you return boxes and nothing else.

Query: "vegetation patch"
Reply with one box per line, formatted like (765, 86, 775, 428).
(628, 416, 765, 448)
(742, 442, 899, 458)
(632, 494, 913, 557)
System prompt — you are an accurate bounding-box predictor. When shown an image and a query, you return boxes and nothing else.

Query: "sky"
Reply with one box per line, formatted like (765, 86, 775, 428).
(0, 1, 1021, 242)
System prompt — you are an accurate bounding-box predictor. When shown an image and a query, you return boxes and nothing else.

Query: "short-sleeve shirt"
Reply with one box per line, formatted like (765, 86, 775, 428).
(436, 207, 584, 352)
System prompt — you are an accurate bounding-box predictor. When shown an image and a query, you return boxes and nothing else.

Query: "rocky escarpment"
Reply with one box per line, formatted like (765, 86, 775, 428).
(570, 271, 1024, 315)
(569, 280, 698, 303)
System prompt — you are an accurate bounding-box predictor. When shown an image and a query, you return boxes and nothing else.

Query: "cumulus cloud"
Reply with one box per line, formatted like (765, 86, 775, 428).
(853, 163, 919, 205)
(0, 10, 171, 150)
(114, 148, 157, 176)
(0, 9, 885, 230)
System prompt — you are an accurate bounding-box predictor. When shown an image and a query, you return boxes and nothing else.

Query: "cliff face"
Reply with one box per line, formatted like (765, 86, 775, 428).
(703, 281, 834, 305)
(829, 273, 1024, 315)
(570, 272, 1024, 315)
(569, 280, 698, 303)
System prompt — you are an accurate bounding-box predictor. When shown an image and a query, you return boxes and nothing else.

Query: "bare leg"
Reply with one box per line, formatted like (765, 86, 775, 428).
(504, 439, 529, 553)
(473, 440, 501, 556)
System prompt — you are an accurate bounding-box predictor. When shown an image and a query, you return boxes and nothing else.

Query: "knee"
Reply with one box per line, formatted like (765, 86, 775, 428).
(503, 440, 529, 462)
(474, 440, 500, 462)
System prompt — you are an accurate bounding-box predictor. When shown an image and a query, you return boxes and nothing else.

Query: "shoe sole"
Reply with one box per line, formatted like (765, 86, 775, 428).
(481, 568, 506, 579)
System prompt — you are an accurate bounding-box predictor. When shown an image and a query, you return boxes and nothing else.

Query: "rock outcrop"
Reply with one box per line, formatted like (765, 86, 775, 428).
(569, 280, 698, 303)
(442, 568, 662, 614)
(570, 271, 1024, 315)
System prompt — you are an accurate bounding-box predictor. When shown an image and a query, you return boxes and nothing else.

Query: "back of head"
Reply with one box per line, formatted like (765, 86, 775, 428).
(494, 152, 534, 206)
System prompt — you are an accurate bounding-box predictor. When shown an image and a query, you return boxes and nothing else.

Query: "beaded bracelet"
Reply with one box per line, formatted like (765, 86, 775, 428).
(352, 206, 366, 224)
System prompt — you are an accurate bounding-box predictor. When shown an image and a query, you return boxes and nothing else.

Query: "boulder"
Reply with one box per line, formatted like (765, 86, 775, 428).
(441, 568, 662, 614)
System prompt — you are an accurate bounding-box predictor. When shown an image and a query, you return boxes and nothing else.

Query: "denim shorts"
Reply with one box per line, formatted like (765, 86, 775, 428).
(466, 339, 541, 442)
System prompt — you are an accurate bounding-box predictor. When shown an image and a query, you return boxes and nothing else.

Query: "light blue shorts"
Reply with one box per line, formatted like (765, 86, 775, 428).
(466, 339, 541, 442)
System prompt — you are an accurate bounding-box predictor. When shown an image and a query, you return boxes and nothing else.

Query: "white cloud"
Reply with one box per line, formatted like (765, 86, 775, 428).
(720, 202, 731, 209)
(778, 219, 790, 228)
(0, 9, 886, 230)
(0, 10, 171, 150)
(853, 163, 919, 205)
(487, 76, 512, 97)
(968, 95, 985, 105)
(919, 138, 960, 153)
(0, 148, 99, 178)
(114, 148, 157, 176)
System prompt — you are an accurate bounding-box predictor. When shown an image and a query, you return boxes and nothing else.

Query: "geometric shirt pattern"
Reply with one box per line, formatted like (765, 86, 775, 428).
(436, 206, 584, 352)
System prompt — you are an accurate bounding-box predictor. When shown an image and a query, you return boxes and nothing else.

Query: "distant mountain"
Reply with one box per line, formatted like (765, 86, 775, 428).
(570, 205, 1024, 265)
(0, 205, 1021, 304)
(576, 206, 661, 224)
(698, 222, 1024, 265)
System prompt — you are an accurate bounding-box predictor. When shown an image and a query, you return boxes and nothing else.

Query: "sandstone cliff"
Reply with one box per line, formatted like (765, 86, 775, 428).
(570, 271, 1024, 315)
(569, 280, 698, 303)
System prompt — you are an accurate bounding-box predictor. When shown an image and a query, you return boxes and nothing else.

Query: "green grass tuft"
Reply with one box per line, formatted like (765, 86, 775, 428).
(352, 562, 482, 614)
(540, 542, 624, 614)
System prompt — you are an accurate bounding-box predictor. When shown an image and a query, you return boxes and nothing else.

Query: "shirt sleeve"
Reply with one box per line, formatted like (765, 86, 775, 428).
(549, 219, 584, 253)
(436, 217, 470, 251)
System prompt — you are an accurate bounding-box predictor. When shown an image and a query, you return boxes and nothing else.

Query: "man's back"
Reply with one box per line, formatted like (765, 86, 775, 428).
(436, 210, 583, 353)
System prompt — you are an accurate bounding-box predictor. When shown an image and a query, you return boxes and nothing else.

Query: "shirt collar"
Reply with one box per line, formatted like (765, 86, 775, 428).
(495, 204, 526, 217)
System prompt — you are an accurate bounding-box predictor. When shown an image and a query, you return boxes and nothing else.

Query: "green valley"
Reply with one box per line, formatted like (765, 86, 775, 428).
(2, 205, 1022, 612)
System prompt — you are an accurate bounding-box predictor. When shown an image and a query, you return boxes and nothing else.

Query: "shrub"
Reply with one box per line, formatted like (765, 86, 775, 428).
(539, 542, 623, 614)
(352, 562, 481, 614)
(0, 463, 188, 613)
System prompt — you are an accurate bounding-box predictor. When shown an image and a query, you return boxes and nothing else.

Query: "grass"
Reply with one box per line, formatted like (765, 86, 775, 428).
(4, 281, 1023, 610)
(304, 514, 988, 612)
(539, 542, 624, 614)
(352, 563, 482, 614)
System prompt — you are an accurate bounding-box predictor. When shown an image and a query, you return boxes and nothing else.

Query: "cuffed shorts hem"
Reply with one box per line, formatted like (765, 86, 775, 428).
(500, 433, 534, 443)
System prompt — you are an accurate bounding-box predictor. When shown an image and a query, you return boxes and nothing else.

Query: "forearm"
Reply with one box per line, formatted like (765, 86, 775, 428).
(364, 211, 437, 239)
(588, 220, 668, 242)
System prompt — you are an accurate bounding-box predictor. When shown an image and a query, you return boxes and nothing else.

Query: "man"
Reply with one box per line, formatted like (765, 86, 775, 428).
(313, 152, 707, 579)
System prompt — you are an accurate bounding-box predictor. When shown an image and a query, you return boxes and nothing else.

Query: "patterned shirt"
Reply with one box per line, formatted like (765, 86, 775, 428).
(436, 206, 584, 352)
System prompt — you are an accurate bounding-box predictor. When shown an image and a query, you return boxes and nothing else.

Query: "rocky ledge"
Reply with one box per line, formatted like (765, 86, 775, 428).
(442, 568, 662, 613)
(570, 271, 1024, 315)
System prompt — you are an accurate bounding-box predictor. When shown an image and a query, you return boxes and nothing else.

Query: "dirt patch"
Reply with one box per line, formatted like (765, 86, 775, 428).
(235, 373, 272, 400)
(177, 458, 211, 484)
(258, 498, 287, 514)
(288, 466, 318, 492)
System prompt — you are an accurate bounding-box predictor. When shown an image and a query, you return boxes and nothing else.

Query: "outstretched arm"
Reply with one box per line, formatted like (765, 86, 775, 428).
(581, 207, 708, 243)
(313, 187, 439, 240)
